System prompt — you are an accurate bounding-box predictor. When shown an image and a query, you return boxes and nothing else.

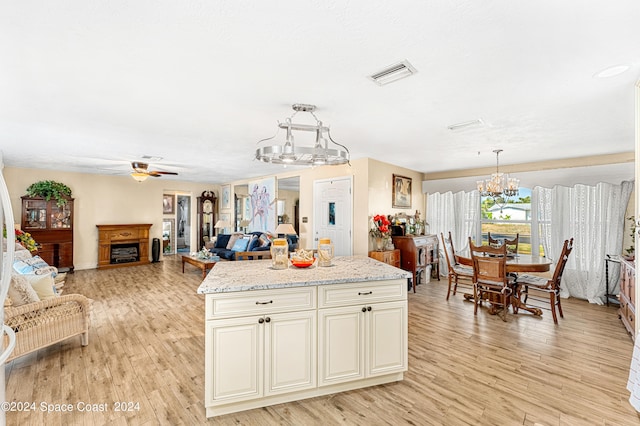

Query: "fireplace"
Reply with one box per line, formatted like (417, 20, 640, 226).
(110, 243, 139, 264)
(97, 224, 152, 269)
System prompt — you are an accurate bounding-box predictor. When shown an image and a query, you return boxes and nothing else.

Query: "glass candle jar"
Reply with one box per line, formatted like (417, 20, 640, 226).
(270, 238, 289, 269)
(317, 238, 334, 267)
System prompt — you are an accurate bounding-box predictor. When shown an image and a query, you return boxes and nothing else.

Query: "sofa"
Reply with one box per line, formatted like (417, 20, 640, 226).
(207, 231, 299, 261)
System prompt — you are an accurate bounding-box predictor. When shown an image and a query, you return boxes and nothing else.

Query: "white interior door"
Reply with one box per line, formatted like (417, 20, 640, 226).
(313, 177, 353, 255)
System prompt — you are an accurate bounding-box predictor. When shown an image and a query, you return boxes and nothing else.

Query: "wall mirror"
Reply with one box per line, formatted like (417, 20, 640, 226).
(162, 219, 174, 254)
(277, 177, 300, 234)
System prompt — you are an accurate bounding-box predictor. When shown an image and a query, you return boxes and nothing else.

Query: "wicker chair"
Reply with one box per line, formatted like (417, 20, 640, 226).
(4, 294, 91, 362)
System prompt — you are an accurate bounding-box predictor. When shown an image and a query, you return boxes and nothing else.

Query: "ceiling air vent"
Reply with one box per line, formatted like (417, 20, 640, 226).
(368, 60, 417, 86)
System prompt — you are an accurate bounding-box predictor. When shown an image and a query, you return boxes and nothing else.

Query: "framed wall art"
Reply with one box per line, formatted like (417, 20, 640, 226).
(247, 177, 276, 233)
(221, 185, 231, 210)
(392, 174, 412, 209)
(163, 194, 175, 214)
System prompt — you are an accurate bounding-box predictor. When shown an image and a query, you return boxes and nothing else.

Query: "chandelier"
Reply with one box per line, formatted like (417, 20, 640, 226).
(476, 149, 519, 200)
(255, 104, 350, 166)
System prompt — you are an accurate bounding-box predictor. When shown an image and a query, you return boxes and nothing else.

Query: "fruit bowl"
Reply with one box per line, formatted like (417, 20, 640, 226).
(290, 258, 315, 268)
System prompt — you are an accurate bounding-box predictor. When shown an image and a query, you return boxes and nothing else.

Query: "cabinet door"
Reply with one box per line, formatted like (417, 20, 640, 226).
(367, 301, 408, 377)
(318, 305, 365, 386)
(264, 310, 316, 396)
(205, 316, 263, 406)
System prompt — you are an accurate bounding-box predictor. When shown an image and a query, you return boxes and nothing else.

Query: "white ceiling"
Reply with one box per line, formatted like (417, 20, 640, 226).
(1, 1, 639, 184)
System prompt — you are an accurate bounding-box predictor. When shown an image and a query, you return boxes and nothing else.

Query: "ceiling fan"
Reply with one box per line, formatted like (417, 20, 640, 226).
(130, 162, 178, 181)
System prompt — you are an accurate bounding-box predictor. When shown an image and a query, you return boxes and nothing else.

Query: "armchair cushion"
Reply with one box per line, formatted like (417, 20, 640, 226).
(24, 273, 57, 300)
(8, 274, 40, 306)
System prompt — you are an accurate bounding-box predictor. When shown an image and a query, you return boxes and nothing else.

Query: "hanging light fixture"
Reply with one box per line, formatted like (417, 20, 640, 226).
(476, 149, 519, 205)
(255, 104, 350, 166)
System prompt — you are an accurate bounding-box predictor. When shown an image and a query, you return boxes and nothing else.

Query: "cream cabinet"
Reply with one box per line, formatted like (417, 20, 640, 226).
(318, 300, 407, 386)
(203, 277, 407, 418)
(205, 287, 317, 409)
(318, 280, 408, 386)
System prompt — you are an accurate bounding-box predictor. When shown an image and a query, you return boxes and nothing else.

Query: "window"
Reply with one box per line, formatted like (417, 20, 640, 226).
(480, 188, 542, 255)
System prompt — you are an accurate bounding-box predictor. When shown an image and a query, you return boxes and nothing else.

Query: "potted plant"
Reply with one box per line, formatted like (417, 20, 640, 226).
(26, 180, 72, 207)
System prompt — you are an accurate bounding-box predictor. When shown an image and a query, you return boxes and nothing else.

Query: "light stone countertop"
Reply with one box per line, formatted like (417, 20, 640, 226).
(196, 255, 412, 294)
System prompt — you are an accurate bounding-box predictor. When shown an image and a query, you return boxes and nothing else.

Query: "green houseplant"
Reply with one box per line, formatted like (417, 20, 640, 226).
(26, 180, 72, 207)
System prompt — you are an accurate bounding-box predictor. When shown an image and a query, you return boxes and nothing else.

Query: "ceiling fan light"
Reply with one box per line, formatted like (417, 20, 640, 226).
(131, 172, 149, 182)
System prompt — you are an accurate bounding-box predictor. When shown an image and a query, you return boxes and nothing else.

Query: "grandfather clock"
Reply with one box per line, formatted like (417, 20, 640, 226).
(197, 190, 217, 250)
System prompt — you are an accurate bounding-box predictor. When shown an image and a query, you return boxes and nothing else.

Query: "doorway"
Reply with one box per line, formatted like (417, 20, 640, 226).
(176, 194, 191, 253)
(312, 176, 353, 255)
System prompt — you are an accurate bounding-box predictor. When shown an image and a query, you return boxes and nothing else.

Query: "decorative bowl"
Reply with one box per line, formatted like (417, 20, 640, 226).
(290, 258, 315, 268)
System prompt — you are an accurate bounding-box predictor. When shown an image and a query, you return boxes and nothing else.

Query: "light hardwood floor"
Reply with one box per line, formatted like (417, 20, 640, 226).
(5, 256, 640, 425)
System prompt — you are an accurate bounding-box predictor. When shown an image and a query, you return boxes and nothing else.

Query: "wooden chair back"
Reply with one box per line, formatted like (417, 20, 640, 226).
(469, 237, 512, 321)
(235, 251, 272, 261)
(469, 239, 509, 286)
(488, 232, 519, 254)
(441, 232, 456, 272)
(441, 232, 473, 300)
(550, 238, 573, 291)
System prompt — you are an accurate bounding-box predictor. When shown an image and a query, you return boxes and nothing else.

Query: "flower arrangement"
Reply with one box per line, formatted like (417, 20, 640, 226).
(15, 229, 38, 252)
(369, 214, 391, 239)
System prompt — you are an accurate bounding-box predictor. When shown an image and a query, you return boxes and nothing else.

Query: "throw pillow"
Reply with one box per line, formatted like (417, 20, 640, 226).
(258, 233, 271, 248)
(24, 273, 58, 300)
(14, 249, 33, 261)
(215, 234, 231, 249)
(226, 233, 242, 250)
(13, 255, 58, 276)
(13, 259, 35, 274)
(231, 238, 250, 252)
(8, 274, 40, 306)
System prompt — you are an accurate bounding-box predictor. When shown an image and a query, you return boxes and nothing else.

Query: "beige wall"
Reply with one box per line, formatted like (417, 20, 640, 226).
(5, 167, 217, 270)
(224, 158, 426, 256)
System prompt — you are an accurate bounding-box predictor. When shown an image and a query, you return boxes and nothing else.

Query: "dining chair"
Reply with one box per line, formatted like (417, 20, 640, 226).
(515, 238, 574, 324)
(441, 232, 474, 300)
(487, 232, 519, 254)
(469, 237, 514, 322)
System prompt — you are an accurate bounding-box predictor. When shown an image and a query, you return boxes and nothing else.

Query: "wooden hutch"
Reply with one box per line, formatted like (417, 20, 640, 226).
(21, 196, 74, 271)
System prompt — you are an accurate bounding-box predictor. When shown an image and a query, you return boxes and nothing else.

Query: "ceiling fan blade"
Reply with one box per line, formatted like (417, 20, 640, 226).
(150, 171, 179, 175)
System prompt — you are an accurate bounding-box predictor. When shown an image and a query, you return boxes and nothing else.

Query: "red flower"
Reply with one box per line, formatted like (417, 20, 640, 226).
(370, 214, 391, 238)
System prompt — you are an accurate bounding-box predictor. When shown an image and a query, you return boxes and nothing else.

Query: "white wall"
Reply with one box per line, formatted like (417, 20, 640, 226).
(5, 167, 217, 270)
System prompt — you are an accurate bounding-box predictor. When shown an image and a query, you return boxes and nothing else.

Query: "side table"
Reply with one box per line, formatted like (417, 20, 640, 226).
(368, 249, 401, 268)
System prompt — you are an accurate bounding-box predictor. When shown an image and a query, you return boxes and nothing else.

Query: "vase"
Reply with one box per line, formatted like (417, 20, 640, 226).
(375, 237, 386, 251)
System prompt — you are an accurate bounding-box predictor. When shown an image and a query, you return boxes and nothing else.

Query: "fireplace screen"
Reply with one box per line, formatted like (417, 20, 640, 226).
(110, 243, 139, 264)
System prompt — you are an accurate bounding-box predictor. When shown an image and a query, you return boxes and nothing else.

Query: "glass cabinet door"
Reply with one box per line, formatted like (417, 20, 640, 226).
(50, 203, 72, 229)
(22, 199, 47, 229)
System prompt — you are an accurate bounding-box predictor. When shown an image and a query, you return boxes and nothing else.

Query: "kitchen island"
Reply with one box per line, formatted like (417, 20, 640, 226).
(197, 256, 411, 418)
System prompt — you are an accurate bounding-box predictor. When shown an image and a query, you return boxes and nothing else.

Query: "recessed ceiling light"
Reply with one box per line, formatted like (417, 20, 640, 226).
(594, 64, 630, 78)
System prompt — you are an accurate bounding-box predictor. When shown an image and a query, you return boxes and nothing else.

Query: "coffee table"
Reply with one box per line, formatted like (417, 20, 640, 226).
(182, 255, 217, 279)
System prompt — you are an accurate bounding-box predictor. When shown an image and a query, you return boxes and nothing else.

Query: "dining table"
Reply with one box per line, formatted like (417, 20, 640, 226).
(455, 251, 553, 316)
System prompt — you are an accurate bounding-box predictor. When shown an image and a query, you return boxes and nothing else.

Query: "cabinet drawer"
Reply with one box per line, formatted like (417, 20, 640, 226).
(206, 287, 316, 320)
(318, 279, 406, 309)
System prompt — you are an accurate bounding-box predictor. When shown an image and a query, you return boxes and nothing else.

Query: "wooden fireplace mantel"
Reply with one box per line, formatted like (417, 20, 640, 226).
(97, 224, 152, 269)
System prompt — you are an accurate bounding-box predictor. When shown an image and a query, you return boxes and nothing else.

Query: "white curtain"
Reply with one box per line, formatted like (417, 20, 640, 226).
(427, 190, 480, 273)
(534, 180, 634, 304)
